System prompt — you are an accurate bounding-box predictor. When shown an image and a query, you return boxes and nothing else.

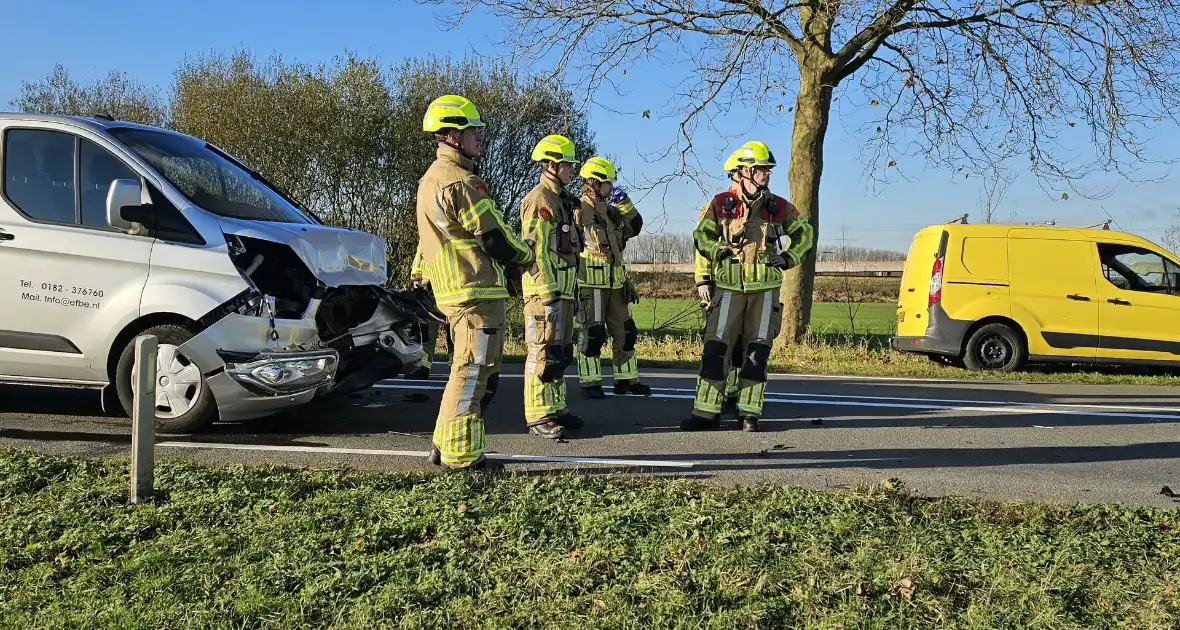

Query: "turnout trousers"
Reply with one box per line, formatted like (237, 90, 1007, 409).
(433, 299, 506, 468)
(575, 286, 639, 386)
(692, 287, 783, 420)
(698, 302, 747, 403)
(523, 296, 576, 424)
(418, 319, 455, 371)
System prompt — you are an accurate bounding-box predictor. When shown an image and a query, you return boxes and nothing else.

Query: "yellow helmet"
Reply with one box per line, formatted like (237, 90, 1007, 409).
(422, 94, 485, 133)
(579, 156, 617, 183)
(531, 134, 578, 163)
(733, 140, 777, 168)
(722, 149, 743, 173)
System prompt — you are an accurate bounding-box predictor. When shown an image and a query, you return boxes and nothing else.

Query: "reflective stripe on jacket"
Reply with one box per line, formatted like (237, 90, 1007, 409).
(692, 189, 815, 293)
(415, 145, 534, 307)
(577, 194, 642, 289)
(521, 175, 582, 301)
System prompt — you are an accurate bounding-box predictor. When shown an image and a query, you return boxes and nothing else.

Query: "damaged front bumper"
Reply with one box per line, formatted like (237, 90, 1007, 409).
(178, 286, 441, 423)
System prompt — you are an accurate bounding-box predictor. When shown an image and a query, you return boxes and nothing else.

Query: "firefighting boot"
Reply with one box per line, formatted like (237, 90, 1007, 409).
(528, 418, 567, 439)
(614, 380, 652, 396)
(740, 416, 760, 432)
(581, 384, 606, 399)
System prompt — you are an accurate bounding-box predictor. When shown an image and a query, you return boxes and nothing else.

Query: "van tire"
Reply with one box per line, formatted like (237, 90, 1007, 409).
(115, 324, 216, 434)
(963, 323, 1026, 372)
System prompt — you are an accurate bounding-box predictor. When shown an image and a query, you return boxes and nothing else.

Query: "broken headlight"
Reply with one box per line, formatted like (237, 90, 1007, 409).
(226, 350, 339, 395)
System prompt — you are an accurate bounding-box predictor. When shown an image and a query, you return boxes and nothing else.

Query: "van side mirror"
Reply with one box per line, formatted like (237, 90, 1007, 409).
(105, 178, 153, 230)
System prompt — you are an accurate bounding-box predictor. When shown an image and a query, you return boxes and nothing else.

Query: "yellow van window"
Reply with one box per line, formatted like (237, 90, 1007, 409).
(1097, 243, 1179, 294)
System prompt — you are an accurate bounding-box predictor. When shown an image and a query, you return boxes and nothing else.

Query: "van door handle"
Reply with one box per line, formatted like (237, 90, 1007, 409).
(1066, 294, 1090, 301)
(1107, 298, 1131, 306)
(0, 230, 13, 242)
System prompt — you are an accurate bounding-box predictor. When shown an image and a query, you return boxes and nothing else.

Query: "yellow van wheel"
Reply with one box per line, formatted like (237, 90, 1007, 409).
(963, 323, 1027, 373)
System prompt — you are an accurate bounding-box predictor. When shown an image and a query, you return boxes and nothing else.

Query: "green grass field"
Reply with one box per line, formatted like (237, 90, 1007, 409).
(631, 298, 898, 335)
(3, 450, 1178, 629)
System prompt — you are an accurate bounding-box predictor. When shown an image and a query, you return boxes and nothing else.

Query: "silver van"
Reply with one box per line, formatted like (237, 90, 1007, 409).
(0, 113, 438, 432)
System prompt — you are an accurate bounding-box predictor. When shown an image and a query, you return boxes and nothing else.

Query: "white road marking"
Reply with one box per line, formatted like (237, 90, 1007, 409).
(398, 373, 1180, 413)
(156, 441, 697, 468)
(373, 382, 1180, 421)
(423, 362, 1026, 385)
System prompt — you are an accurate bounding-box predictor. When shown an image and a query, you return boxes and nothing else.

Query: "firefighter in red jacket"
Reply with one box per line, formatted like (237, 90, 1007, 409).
(685, 141, 815, 432)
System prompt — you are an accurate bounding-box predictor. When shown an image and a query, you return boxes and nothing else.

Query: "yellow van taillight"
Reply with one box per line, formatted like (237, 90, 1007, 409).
(928, 229, 949, 308)
(929, 256, 944, 307)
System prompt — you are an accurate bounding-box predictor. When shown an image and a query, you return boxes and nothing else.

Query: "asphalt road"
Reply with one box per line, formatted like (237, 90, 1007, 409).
(2, 363, 1178, 508)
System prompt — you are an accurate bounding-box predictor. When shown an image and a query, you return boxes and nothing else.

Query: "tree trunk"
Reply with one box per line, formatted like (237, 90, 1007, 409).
(781, 63, 835, 343)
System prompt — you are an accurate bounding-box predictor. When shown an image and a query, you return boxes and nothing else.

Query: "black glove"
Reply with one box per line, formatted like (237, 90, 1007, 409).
(539, 343, 566, 383)
(623, 279, 640, 304)
(768, 253, 790, 270)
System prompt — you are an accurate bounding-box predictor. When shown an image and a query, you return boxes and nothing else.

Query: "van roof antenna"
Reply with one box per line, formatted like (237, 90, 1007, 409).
(946, 213, 969, 224)
(91, 113, 115, 121)
(1080, 220, 1113, 230)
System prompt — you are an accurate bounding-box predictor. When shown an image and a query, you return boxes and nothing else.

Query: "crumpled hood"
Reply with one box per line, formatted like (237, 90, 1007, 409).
(218, 217, 389, 287)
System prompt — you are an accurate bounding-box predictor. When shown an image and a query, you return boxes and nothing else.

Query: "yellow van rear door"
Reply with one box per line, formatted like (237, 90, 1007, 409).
(1007, 233, 1099, 360)
(897, 227, 944, 337)
(1092, 241, 1180, 363)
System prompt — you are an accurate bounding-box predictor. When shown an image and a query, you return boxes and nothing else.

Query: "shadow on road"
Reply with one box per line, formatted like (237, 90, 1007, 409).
(617, 441, 1180, 472)
(0, 386, 106, 417)
(0, 428, 128, 444)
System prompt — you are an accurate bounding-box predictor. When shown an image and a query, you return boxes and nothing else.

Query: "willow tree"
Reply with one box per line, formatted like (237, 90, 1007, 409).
(423, 0, 1180, 340)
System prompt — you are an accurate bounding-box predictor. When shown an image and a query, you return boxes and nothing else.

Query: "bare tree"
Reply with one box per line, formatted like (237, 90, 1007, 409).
(624, 233, 696, 263)
(977, 162, 1017, 224)
(421, 0, 1180, 342)
(826, 226, 866, 334)
(1162, 213, 1180, 255)
(814, 245, 906, 261)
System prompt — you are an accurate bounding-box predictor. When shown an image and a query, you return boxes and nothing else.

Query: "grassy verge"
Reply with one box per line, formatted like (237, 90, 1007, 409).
(3, 450, 1178, 629)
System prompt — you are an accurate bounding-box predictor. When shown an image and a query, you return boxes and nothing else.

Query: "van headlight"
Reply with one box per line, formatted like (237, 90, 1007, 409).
(225, 351, 338, 395)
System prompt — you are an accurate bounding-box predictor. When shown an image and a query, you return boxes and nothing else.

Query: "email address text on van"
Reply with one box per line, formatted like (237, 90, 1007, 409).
(19, 280, 102, 310)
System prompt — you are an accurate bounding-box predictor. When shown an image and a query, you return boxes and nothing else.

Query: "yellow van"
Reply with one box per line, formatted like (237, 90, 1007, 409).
(891, 220, 1180, 372)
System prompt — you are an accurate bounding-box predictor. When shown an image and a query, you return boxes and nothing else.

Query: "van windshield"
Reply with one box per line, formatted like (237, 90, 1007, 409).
(107, 127, 314, 224)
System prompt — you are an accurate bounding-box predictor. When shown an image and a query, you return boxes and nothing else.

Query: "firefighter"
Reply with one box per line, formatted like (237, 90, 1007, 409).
(684, 140, 815, 432)
(573, 156, 652, 398)
(417, 94, 535, 469)
(520, 134, 584, 439)
(695, 149, 745, 413)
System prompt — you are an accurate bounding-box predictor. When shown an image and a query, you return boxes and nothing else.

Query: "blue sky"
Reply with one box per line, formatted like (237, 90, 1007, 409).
(2, 0, 1178, 253)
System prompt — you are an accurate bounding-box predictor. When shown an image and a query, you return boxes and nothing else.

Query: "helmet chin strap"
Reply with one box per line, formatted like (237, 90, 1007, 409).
(440, 131, 476, 160)
(739, 171, 767, 199)
(543, 162, 565, 185)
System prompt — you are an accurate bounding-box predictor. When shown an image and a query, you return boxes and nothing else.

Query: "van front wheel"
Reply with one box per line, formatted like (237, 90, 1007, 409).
(115, 324, 216, 434)
(963, 323, 1026, 372)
